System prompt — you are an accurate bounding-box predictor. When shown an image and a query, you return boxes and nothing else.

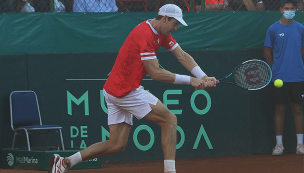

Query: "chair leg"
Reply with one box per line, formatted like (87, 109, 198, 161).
(24, 129, 31, 151)
(12, 132, 17, 149)
(59, 129, 65, 150)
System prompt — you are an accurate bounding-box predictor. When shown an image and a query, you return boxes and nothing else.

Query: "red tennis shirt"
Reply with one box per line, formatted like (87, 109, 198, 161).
(104, 20, 178, 98)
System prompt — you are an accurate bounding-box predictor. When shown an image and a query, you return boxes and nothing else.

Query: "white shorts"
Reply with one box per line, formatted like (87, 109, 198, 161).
(103, 86, 158, 125)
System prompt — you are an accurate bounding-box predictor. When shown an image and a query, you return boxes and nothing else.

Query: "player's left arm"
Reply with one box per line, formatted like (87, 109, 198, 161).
(171, 45, 216, 84)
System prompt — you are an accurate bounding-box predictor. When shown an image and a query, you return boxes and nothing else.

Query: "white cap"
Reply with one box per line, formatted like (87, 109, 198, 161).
(158, 4, 188, 26)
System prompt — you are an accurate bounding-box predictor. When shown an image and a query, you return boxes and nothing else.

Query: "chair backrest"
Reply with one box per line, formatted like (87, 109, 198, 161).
(10, 91, 42, 130)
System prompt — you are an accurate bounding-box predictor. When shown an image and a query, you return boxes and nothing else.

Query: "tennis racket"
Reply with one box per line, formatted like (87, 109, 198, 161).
(216, 59, 272, 90)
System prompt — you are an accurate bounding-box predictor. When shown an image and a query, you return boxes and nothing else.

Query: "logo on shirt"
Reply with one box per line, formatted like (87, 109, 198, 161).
(154, 38, 160, 45)
(279, 33, 284, 37)
(169, 41, 174, 47)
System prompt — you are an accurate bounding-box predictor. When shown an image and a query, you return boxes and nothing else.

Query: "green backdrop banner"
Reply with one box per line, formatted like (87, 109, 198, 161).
(1, 11, 304, 55)
(0, 49, 300, 164)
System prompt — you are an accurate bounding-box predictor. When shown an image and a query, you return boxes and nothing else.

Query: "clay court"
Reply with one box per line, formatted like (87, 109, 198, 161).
(0, 153, 303, 173)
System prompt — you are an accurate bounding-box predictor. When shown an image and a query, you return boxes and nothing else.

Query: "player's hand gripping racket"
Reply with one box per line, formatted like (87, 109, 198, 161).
(216, 59, 272, 90)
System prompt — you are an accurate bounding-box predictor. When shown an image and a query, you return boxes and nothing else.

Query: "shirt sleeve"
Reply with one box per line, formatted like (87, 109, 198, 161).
(133, 32, 157, 61)
(161, 33, 178, 51)
(264, 27, 273, 48)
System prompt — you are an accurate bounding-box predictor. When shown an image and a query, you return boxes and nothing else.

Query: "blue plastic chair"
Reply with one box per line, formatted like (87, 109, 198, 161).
(10, 91, 65, 151)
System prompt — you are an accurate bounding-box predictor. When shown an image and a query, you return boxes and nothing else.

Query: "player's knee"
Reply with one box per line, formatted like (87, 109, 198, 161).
(165, 113, 177, 128)
(171, 114, 177, 126)
(293, 109, 303, 116)
(109, 142, 127, 154)
(292, 105, 303, 116)
(113, 145, 126, 154)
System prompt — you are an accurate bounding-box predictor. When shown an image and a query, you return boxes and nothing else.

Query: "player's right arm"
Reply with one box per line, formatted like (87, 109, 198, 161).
(263, 46, 273, 68)
(142, 58, 208, 90)
(171, 45, 216, 87)
(263, 27, 274, 68)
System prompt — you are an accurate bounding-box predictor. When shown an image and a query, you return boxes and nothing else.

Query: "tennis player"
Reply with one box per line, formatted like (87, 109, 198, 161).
(49, 4, 216, 173)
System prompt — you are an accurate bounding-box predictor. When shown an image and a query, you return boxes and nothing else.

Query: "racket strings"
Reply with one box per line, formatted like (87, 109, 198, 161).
(234, 61, 271, 90)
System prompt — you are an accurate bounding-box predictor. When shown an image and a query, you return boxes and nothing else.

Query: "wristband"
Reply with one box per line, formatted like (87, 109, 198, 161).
(174, 74, 191, 85)
(191, 66, 206, 79)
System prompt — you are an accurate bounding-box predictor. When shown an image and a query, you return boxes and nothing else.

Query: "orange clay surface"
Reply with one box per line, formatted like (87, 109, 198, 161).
(0, 154, 303, 173)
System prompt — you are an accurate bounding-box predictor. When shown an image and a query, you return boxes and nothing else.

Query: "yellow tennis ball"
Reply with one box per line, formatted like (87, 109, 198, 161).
(274, 79, 283, 88)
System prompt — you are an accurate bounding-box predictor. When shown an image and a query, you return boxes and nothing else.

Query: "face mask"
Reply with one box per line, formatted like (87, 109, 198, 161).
(283, 11, 295, 20)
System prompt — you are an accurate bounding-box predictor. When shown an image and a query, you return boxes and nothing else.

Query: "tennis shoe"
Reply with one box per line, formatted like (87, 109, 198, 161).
(272, 144, 284, 156)
(48, 154, 66, 173)
(296, 144, 304, 155)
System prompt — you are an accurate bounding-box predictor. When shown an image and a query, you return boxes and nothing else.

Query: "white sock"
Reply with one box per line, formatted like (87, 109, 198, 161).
(296, 134, 303, 144)
(276, 135, 283, 145)
(164, 160, 175, 173)
(67, 152, 83, 168)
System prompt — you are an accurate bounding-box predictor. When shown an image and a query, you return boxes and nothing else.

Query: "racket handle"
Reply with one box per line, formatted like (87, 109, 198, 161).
(216, 80, 220, 84)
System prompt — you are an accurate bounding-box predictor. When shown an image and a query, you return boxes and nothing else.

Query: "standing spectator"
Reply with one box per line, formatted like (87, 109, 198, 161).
(32, 0, 65, 12)
(196, 0, 231, 11)
(116, 1, 130, 12)
(256, 0, 265, 10)
(155, 0, 189, 11)
(243, 0, 265, 11)
(54, 0, 66, 12)
(264, 0, 304, 156)
(61, 0, 74, 12)
(16, 0, 35, 12)
(73, 0, 118, 12)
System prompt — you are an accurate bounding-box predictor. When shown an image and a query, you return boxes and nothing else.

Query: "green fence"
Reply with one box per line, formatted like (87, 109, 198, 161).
(1, 11, 304, 55)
